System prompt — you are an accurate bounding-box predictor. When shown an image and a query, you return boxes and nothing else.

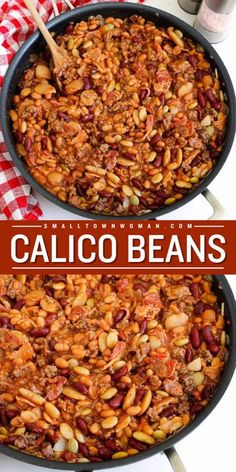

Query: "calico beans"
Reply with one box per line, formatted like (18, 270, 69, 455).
(10, 16, 227, 216)
(0, 274, 228, 463)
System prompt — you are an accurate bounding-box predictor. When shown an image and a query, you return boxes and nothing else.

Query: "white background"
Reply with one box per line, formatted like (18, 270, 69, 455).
(1, 1, 236, 472)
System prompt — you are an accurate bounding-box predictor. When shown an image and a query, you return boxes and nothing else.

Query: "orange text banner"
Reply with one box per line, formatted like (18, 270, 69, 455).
(0, 220, 235, 274)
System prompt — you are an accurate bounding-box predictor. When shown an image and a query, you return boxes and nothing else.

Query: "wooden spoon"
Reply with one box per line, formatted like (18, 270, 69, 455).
(23, 0, 71, 87)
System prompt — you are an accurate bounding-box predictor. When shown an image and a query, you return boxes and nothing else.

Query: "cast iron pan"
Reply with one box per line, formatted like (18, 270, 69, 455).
(0, 275, 236, 472)
(0, 3, 235, 220)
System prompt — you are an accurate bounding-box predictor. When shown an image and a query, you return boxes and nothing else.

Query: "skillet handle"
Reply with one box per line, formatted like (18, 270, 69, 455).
(72, 451, 187, 472)
(164, 447, 188, 472)
(202, 189, 228, 220)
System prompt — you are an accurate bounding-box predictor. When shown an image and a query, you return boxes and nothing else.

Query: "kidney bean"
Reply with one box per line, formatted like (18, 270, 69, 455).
(109, 393, 124, 408)
(133, 283, 147, 294)
(193, 390, 202, 401)
(130, 205, 141, 214)
(117, 382, 129, 391)
(35, 433, 46, 446)
(25, 137, 32, 151)
(79, 443, 90, 457)
(159, 93, 165, 106)
(139, 197, 149, 208)
(0, 408, 8, 426)
(188, 54, 198, 68)
(129, 437, 147, 451)
(76, 417, 88, 435)
(139, 319, 147, 334)
(51, 275, 67, 283)
(185, 345, 193, 363)
(208, 342, 220, 354)
(65, 23, 74, 33)
(134, 388, 145, 405)
(153, 154, 163, 168)
(190, 156, 201, 167)
(99, 190, 111, 198)
(49, 339, 57, 350)
(87, 203, 95, 211)
(73, 381, 88, 395)
(57, 111, 69, 121)
(4, 435, 18, 445)
(101, 275, 111, 283)
(190, 283, 200, 300)
(45, 286, 53, 297)
(112, 365, 128, 381)
(211, 150, 221, 161)
(197, 109, 204, 121)
(97, 85, 104, 96)
(91, 456, 103, 462)
(197, 90, 206, 108)
(131, 178, 143, 190)
(30, 327, 49, 338)
(41, 136, 47, 150)
(173, 186, 189, 195)
(212, 100, 221, 111)
(13, 298, 26, 310)
(144, 62, 155, 72)
(98, 446, 112, 460)
(45, 313, 57, 326)
(150, 133, 161, 146)
(83, 77, 92, 90)
(190, 326, 201, 349)
(49, 131, 57, 143)
(202, 384, 213, 400)
(215, 135, 224, 147)
(123, 153, 136, 161)
(114, 194, 125, 204)
(16, 131, 23, 143)
(75, 182, 86, 197)
(202, 325, 214, 343)
(80, 112, 94, 123)
(131, 34, 141, 44)
(114, 309, 127, 323)
(190, 403, 203, 415)
(60, 368, 70, 378)
(0, 316, 10, 326)
(25, 422, 44, 434)
(102, 439, 118, 452)
(59, 297, 67, 308)
(194, 301, 205, 314)
(139, 88, 148, 101)
(205, 88, 216, 103)
(159, 406, 176, 418)
(6, 408, 18, 419)
(195, 69, 204, 81)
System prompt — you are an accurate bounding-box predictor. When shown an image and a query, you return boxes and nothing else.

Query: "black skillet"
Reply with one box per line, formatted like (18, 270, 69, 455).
(0, 275, 236, 471)
(0, 3, 235, 220)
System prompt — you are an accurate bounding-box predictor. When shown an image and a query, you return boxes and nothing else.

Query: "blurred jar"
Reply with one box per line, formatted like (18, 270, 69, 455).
(194, 0, 236, 42)
(178, 0, 202, 14)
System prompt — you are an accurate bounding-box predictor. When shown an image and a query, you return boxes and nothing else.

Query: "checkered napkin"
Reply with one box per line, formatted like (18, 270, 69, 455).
(0, 0, 135, 220)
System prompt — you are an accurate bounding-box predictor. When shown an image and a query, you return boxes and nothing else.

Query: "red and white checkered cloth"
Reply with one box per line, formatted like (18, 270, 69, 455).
(0, 0, 144, 220)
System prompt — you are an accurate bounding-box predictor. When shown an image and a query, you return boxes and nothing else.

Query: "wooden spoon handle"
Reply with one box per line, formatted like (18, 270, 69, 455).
(23, 0, 60, 52)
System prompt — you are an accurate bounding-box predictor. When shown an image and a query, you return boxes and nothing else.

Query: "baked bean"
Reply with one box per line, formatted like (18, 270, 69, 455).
(10, 16, 227, 216)
(0, 274, 227, 464)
